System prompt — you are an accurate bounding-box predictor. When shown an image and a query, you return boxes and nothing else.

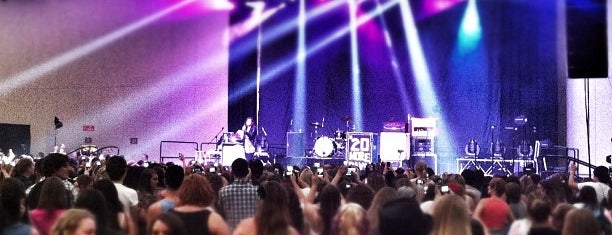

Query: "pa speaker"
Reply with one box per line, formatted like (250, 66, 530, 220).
(566, 0, 608, 78)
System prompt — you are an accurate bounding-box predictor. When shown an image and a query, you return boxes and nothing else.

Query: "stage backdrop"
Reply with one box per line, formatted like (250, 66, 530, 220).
(0, 0, 229, 160)
(242, 0, 565, 172)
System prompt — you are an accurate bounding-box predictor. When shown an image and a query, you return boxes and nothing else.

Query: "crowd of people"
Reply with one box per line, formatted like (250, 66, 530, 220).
(1, 152, 611, 235)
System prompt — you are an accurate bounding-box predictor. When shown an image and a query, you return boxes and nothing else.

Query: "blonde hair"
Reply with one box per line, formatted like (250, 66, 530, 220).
(299, 168, 313, 186)
(50, 209, 96, 235)
(333, 203, 369, 235)
(432, 194, 471, 235)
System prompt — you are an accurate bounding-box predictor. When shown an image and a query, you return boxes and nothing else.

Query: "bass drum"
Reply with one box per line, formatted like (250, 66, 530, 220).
(314, 136, 337, 157)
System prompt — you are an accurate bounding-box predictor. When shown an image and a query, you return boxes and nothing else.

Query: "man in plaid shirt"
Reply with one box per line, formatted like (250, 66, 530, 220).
(219, 158, 259, 231)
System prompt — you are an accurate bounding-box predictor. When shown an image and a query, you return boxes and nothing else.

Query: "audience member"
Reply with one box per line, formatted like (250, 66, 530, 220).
(378, 197, 432, 235)
(331, 203, 369, 235)
(106, 156, 139, 213)
(137, 168, 159, 210)
(12, 158, 35, 190)
(50, 209, 96, 235)
(233, 181, 298, 235)
(218, 158, 258, 230)
(432, 194, 472, 235)
(26, 153, 75, 209)
(75, 175, 93, 196)
(168, 174, 229, 235)
(525, 198, 557, 235)
(568, 164, 610, 203)
(0, 178, 39, 235)
(550, 203, 573, 232)
(346, 183, 375, 210)
(474, 177, 513, 235)
(562, 208, 601, 235)
(30, 177, 69, 235)
(367, 187, 399, 235)
(92, 179, 132, 233)
(285, 188, 305, 234)
(301, 184, 342, 235)
(506, 182, 527, 219)
(74, 189, 124, 235)
(146, 165, 184, 227)
(148, 213, 187, 235)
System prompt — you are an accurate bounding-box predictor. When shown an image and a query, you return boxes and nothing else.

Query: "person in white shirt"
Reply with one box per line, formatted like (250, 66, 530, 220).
(568, 163, 611, 204)
(106, 155, 139, 212)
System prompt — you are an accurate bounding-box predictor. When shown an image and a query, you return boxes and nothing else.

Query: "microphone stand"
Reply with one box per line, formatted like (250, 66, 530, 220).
(210, 127, 225, 143)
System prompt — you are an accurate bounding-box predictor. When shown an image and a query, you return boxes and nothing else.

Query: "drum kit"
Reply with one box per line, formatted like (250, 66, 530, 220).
(310, 116, 353, 158)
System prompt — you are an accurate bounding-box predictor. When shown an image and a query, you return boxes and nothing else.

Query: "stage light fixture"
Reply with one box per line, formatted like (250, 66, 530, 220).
(464, 138, 480, 155)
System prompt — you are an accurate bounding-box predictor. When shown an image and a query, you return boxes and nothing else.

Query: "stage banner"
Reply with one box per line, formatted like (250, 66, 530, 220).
(346, 132, 373, 163)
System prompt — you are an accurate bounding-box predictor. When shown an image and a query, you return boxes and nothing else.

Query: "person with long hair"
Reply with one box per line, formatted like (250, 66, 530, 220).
(30, 176, 69, 235)
(11, 158, 35, 189)
(168, 174, 229, 235)
(331, 203, 369, 235)
(432, 194, 472, 235)
(367, 187, 399, 235)
(307, 182, 342, 235)
(92, 179, 133, 234)
(233, 181, 298, 235)
(146, 165, 184, 227)
(148, 213, 187, 235)
(74, 189, 124, 235)
(1, 178, 39, 235)
(562, 208, 601, 235)
(137, 169, 159, 210)
(50, 209, 96, 235)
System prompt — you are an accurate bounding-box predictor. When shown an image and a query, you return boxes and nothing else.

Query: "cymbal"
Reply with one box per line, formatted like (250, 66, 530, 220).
(309, 122, 321, 127)
(341, 116, 353, 122)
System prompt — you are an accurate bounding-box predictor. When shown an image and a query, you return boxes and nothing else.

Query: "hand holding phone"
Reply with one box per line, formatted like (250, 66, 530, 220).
(441, 185, 449, 194)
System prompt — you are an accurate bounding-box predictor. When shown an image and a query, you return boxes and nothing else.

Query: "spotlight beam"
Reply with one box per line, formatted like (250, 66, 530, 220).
(229, 0, 400, 104)
(230, 0, 349, 62)
(0, 0, 198, 94)
(398, 0, 439, 116)
(293, 0, 308, 134)
(398, 0, 454, 148)
(375, 0, 412, 114)
(348, 0, 364, 131)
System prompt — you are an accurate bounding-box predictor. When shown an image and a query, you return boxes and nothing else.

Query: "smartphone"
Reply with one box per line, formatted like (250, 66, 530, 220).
(209, 167, 216, 173)
(441, 185, 449, 193)
(417, 179, 424, 185)
(85, 162, 92, 168)
(286, 166, 293, 176)
(346, 167, 356, 175)
(317, 168, 324, 176)
(314, 162, 321, 168)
